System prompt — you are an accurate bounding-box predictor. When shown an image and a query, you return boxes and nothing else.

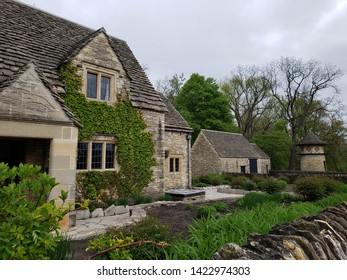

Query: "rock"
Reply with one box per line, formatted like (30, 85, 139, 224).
(91, 208, 104, 218)
(115, 205, 129, 215)
(75, 209, 91, 220)
(104, 204, 117, 216)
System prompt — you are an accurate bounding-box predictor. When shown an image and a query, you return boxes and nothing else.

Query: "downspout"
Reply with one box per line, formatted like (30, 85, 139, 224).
(187, 132, 192, 189)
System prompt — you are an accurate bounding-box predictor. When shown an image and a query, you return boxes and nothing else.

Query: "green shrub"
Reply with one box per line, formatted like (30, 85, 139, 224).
(230, 176, 248, 188)
(242, 179, 258, 191)
(185, 203, 193, 211)
(87, 232, 134, 260)
(47, 237, 74, 260)
(294, 176, 325, 201)
(277, 175, 290, 183)
(262, 179, 287, 194)
(213, 202, 229, 213)
(196, 205, 217, 219)
(0, 163, 69, 260)
(320, 177, 340, 195)
(135, 196, 153, 205)
(206, 173, 228, 186)
(236, 192, 274, 208)
(94, 216, 172, 260)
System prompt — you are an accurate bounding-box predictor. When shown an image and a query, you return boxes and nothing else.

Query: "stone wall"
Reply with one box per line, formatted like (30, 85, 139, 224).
(214, 202, 347, 260)
(164, 130, 189, 189)
(140, 109, 166, 198)
(191, 133, 222, 178)
(72, 32, 130, 102)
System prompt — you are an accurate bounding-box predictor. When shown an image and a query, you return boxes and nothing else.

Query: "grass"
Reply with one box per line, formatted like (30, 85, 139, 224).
(165, 193, 347, 260)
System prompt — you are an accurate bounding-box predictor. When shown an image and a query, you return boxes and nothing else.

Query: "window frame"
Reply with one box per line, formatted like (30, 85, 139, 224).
(169, 156, 181, 174)
(76, 136, 117, 172)
(83, 63, 116, 103)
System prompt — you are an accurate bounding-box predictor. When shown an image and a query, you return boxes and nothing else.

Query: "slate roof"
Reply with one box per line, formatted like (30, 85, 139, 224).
(160, 94, 192, 132)
(201, 129, 269, 159)
(0, 0, 166, 113)
(297, 132, 327, 146)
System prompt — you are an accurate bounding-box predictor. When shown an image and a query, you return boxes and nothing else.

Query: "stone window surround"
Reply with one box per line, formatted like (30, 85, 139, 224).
(82, 63, 117, 103)
(77, 135, 118, 172)
(169, 155, 182, 173)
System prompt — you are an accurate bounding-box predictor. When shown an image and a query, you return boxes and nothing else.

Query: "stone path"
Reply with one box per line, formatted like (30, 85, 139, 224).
(65, 187, 244, 240)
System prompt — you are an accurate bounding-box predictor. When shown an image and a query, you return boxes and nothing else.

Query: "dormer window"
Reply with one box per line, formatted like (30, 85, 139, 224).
(86, 71, 111, 101)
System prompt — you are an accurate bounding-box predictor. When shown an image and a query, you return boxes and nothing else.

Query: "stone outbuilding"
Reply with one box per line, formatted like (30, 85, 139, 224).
(297, 132, 327, 172)
(191, 129, 271, 178)
(0, 0, 191, 229)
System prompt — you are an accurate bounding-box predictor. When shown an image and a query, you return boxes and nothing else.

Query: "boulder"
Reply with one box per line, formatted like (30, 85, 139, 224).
(91, 208, 104, 218)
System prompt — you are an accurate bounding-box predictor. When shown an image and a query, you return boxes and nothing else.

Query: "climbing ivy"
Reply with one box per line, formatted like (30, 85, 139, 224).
(59, 64, 156, 199)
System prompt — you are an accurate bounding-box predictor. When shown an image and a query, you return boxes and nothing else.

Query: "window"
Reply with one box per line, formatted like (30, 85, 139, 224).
(87, 73, 97, 99)
(91, 143, 102, 169)
(86, 71, 112, 101)
(169, 157, 180, 173)
(77, 139, 116, 171)
(77, 143, 88, 170)
(105, 143, 115, 169)
(240, 166, 246, 173)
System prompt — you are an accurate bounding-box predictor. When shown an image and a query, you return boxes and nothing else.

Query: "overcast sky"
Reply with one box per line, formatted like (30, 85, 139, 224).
(19, 0, 347, 110)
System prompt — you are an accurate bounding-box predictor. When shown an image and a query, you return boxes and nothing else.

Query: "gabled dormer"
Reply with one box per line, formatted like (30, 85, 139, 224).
(61, 28, 130, 104)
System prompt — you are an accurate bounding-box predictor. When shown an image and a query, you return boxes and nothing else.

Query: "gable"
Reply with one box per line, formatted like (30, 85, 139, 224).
(0, 63, 72, 124)
(201, 129, 262, 159)
(0, 0, 167, 113)
(73, 32, 126, 73)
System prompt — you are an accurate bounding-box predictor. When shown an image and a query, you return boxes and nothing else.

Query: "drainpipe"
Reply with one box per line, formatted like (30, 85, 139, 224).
(187, 132, 192, 189)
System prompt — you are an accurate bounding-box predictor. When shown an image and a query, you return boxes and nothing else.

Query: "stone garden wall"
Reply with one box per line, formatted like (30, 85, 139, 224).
(214, 202, 347, 260)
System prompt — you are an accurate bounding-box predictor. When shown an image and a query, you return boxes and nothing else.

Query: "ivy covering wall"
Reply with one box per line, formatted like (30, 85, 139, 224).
(59, 64, 156, 200)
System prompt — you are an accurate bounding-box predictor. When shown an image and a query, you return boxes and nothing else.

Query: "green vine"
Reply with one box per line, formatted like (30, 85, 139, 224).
(59, 63, 156, 199)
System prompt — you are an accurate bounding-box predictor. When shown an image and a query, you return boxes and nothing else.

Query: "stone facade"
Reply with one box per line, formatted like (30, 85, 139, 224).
(192, 130, 270, 178)
(192, 132, 222, 178)
(0, 0, 192, 230)
(297, 133, 327, 172)
(164, 131, 190, 189)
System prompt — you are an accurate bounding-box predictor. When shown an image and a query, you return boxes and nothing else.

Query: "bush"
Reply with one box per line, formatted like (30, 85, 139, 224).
(294, 176, 325, 201)
(206, 173, 229, 186)
(196, 206, 217, 219)
(0, 163, 69, 260)
(237, 192, 299, 209)
(89, 217, 172, 260)
(213, 202, 229, 213)
(262, 179, 287, 195)
(242, 179, 258, 191)
(135, 196, 153, 205)
(230, 176, 248, 188)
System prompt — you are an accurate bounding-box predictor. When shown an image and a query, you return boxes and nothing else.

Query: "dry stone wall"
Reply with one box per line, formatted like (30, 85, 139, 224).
(214, 202, 347, 260)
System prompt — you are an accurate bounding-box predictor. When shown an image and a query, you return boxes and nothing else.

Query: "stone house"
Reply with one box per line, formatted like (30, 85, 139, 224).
(191, 129, 271, 177)
(0, 0, 192, 229)
(297, 132, 327, 172)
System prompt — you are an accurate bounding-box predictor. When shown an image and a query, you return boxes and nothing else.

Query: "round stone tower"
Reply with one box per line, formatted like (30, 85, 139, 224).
(297, 132, 327, 172)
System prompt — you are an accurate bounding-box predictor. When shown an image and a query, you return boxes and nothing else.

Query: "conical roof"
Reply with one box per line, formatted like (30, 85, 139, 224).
(297, 132, 327, 146)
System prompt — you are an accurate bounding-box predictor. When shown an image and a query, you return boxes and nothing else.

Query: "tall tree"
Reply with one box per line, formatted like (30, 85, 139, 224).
(221, 65, 275, 140)
(265, 57, 343, 170)
(174, 73, 236, 141)
(156, 73, 185, 103)
(253, 119, 292, 170)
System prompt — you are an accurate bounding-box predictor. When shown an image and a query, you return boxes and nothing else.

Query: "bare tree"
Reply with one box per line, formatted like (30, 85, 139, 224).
(155, 73, 185, 102)
(265, 56, 344, 170)
(221, 65, 275, 140)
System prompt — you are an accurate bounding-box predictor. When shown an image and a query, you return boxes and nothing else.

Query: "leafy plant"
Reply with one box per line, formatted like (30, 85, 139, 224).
(213, 202, 229, 212)
(196, 205, 217, 219)
(242, 179, 258, 191)
(0, 163, 68, 260)
(185, 203, 193, 211)
(60, 64, 156, 201)
(294, 176, 325, 201)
